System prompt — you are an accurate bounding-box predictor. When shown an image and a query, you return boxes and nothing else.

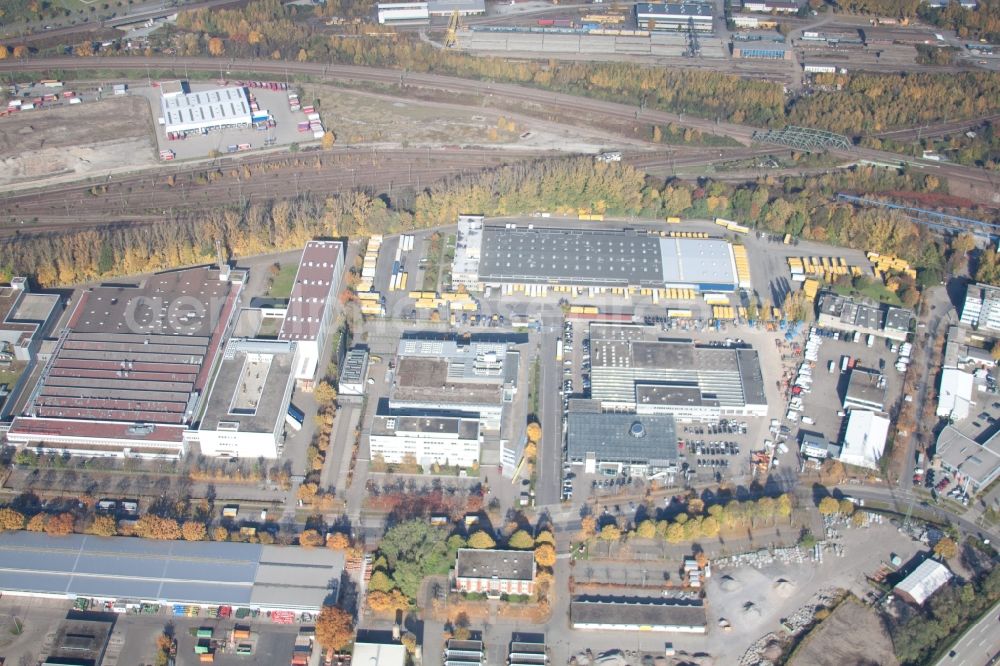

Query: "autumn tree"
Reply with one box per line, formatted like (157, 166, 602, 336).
(507, 530, 534, 550)
(665, 522, 684, 544)
(635, 519, 656, 539)
(818, 497, 840, 516)
(181, 521, 207, 541)
(299, 529, 325, 547)
(134, 515, 181, 540)
(88, 515, 117, 537)
(45, 513, 75, 536)
(839, 499, 856, 515)
(212, 526, 229, 541)
(578, 515, 596, 541)
(208, 37, 225, 56)
(534, 543, 556, 568)
(776, 494, 793, 522)
(526, 422, 541, 443)
(0, 45, 8, 60)
(26, 514, 46, 532)
(368, 570, 395, 593)
(12, 46, 27, 58)
(315, 605, 354, 650)
(326, 532, 350, 550)
(700, 516, 721, 538)
(599, 524, 621, 542)
(0, 508, 25, 531)
(367, 589, 408, 613)
(934, 536, 958, 560)
(467, 530, 496, 549)
(322, 131, 336, 150)
(314, 381, 337, 407)
(535, 530, 555, 546)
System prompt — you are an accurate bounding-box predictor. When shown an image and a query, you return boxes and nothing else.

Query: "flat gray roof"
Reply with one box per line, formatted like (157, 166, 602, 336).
(0, 531, 342, 611)
(199, 340, 296, 434)
(571, 597, 707, 629)
(567, 412, 678, 465)
(936, 425, 1000, 488)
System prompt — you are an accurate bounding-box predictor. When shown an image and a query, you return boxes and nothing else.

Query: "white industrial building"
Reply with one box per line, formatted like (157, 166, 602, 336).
(187, 339, 298, 459)
(960, 282, 1000, 333)
(635, 2, 714, 31)
(377, 1, 429, 23)
(936, 368, 974, 421)
(935, 426, 1000, 494)
(838, 410, 890, 470)
(159, 83, 253, 134)
(742, 0, 799, 11)
(369, 414, 482, 470)
(894, 559, 953, 606)
(278, 240, 345, 390)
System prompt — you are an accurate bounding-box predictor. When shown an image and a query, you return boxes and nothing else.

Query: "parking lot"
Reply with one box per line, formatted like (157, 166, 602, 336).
(791, 326, 905, 462)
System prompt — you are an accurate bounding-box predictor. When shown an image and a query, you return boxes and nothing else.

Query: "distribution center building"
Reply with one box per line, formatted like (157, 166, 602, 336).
(159, 83, 254, 135)
(566, 406, 679, 477)
(454, 223, 739, 293)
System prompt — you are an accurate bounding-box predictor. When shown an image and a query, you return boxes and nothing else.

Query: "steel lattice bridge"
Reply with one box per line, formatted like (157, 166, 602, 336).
(751, 126, 852, 151)
(836, 193, 1000, 238)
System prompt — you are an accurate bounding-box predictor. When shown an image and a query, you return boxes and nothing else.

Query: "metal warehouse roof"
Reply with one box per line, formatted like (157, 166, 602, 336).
(658, 238, 737, 290)
(567, 411, 678, 465)
(0, 532, 343, 611)
(477, 226, 665, 287)
(571, 597, 708, 629)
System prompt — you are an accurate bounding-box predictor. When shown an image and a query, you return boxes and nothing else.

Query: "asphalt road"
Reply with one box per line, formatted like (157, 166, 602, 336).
(2, 56, 997, 204)
(935, 601, 1000, 666)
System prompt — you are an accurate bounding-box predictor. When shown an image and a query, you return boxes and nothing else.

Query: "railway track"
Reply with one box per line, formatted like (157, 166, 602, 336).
(0, 147, 546, 235)
(1, 57, 998, 204)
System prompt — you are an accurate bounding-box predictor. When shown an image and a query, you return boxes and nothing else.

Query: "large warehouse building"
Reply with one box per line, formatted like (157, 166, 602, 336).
(7, 265, 242, 458)
(159, 81, 254, 135)
(0, 531, 343, 613)
(589, 323, 768, 419)
(453, 222, 739, 293)
(635, 2, 714, 32)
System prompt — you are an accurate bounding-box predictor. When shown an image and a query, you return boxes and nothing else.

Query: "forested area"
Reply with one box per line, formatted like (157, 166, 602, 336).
(0, 157, 966, 291)
(788, 71, 1000, 134)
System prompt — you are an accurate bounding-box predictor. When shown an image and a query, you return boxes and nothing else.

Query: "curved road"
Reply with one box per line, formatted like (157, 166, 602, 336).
(1, 56, 997, 203)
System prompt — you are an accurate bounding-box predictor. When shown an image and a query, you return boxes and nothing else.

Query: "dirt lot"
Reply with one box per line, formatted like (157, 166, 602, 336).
(0, 96, 156, 189)
(304, 84, 648, 153)
(788, 597, 898, 666)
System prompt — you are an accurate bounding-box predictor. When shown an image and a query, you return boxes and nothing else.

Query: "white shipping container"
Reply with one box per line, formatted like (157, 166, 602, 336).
(395, 246, 402, 262)
(69, 97, 82, 104)
(307, 112, 321, 121)
(313, 130, 325, 139)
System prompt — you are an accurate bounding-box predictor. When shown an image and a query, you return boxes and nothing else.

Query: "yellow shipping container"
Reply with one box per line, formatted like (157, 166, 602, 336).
(666, 216, 681, 224)
(667, 309, 693, 318)
(357, 291, 381, 301)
